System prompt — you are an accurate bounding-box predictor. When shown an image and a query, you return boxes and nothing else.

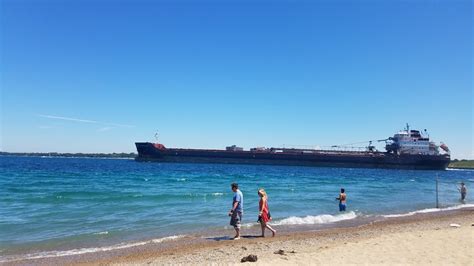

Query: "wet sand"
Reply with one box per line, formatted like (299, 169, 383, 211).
(6, 207, 473, 265)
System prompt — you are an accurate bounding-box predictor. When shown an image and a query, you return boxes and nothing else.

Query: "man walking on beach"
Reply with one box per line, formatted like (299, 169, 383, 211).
(228, 183, 243, 240)
(336, 188, 347, 211)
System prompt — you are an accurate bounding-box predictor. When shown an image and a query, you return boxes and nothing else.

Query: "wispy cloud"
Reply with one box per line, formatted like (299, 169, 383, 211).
(97, 127, 113, 132)
(37, 114, 135, 128)
(38, 114, 98, 124)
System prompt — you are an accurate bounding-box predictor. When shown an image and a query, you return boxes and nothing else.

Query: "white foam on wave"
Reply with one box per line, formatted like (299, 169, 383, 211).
(223, 222, 257, 230)
(272, 211, 357, 226)
(93, 231, 108, 235)
(383, 204, 474, 218)
(446, 168, 474, 171)
(242, 222, 258, 228)
(151, 235, 184, 243)
(211, 192, 224, 196)
(0, 235, 185, 263)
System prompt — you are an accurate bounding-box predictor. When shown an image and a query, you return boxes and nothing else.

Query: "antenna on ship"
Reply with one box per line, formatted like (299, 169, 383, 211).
(154, 131, 159, 142)
(406, 123, 410, 137)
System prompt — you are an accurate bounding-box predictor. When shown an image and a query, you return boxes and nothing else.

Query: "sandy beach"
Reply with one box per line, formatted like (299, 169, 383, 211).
(7, 207, 471, 266)
(111, 209, 473, 266)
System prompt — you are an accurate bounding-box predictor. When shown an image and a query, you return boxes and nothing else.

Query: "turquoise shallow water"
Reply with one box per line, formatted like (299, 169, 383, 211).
(0, 155, 472, 259)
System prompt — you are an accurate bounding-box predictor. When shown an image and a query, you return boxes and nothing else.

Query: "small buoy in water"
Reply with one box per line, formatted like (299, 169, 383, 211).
(450, 223, 461, 228)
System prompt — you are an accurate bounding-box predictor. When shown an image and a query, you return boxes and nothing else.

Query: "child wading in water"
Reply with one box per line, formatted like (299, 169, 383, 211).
(336, 188, 347, 211)
(257, 188, 276, 237)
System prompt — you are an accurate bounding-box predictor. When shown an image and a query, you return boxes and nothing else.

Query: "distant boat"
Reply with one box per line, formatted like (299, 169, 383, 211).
(135, 125, 450, 170)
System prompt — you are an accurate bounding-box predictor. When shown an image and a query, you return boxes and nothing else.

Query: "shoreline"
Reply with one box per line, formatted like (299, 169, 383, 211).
(448, 167, 474, 170)
(4, 206, 473, 265)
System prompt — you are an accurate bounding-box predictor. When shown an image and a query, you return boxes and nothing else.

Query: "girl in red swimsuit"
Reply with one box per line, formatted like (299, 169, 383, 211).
(258, 188, 276, 237)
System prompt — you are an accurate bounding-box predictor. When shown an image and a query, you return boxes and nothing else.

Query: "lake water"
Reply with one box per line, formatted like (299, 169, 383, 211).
(1, 155, 472, 261)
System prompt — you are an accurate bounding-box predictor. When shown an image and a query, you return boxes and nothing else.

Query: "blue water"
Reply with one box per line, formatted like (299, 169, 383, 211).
(1, 155, 472, 258)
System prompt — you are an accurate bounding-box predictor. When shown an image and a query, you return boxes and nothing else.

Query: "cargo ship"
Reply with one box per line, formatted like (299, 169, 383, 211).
(135, 125, 451, 170)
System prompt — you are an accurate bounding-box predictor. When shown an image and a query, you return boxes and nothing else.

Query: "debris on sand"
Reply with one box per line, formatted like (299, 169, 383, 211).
(241, 255, 258, 262)
(274, 249, 296, 255)
(450, 223, 461, 228)
(274, 249, 286, 255)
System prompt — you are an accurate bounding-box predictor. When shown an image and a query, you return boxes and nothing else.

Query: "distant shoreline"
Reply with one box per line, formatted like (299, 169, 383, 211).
(448, 160, 474, 169)
(448, 167, 474, 170)
(1, 152, 473, 168)
(0, 152, 137, 159)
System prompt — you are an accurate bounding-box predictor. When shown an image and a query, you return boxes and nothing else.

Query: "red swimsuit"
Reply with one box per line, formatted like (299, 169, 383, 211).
(259, 198, 271, 223)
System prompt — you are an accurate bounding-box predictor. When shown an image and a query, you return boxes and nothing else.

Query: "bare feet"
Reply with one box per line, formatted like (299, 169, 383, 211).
(272, 230, 276, 237)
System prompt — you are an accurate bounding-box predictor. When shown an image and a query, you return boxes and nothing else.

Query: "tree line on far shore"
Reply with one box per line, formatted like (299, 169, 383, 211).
(448, 159, 474, 169)
(0, 152, 137, 159)
(0, 152, 472, 168)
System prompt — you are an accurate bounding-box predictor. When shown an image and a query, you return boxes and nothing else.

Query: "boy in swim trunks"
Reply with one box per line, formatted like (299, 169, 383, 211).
(336, 188, 347, 211)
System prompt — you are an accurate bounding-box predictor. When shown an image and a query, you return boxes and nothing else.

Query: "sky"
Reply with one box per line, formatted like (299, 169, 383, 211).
(1, 0, 472, 159)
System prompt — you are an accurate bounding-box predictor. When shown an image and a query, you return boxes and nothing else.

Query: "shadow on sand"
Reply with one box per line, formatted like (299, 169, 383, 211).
(205, 235, 262, 241)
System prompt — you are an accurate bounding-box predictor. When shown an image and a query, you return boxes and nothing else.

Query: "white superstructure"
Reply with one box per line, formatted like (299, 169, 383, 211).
(385, 124, 448, 155)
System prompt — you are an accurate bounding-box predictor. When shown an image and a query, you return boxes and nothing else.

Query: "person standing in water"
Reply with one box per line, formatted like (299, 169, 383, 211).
(458, 182, 467, 202)
(228, 183, 243, 240)
(257, 188, 276, 237)
(336, 188, 347, 211)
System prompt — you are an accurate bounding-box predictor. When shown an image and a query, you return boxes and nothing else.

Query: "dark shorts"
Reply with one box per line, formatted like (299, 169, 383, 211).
(339, 203, 346, 211)
(230, 211, 242, 229)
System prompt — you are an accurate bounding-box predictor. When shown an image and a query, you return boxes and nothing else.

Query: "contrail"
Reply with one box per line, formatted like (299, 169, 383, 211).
(37, 114, 135, 128)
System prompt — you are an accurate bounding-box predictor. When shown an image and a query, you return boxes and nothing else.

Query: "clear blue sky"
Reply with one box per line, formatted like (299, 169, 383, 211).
(1, 0, 472, 159)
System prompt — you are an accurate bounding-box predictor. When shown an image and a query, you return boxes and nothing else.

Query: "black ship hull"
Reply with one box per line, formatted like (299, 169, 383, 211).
(135, 142, 450, 170)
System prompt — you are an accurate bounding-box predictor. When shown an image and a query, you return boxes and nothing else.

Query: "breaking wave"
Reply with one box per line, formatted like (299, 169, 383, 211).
(383, 204, 474, 218)
(272, 211, 357, 226)
(0, 235, 185, 263)
(92, 231, 108, 235)
(446, 168, 474, 171)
